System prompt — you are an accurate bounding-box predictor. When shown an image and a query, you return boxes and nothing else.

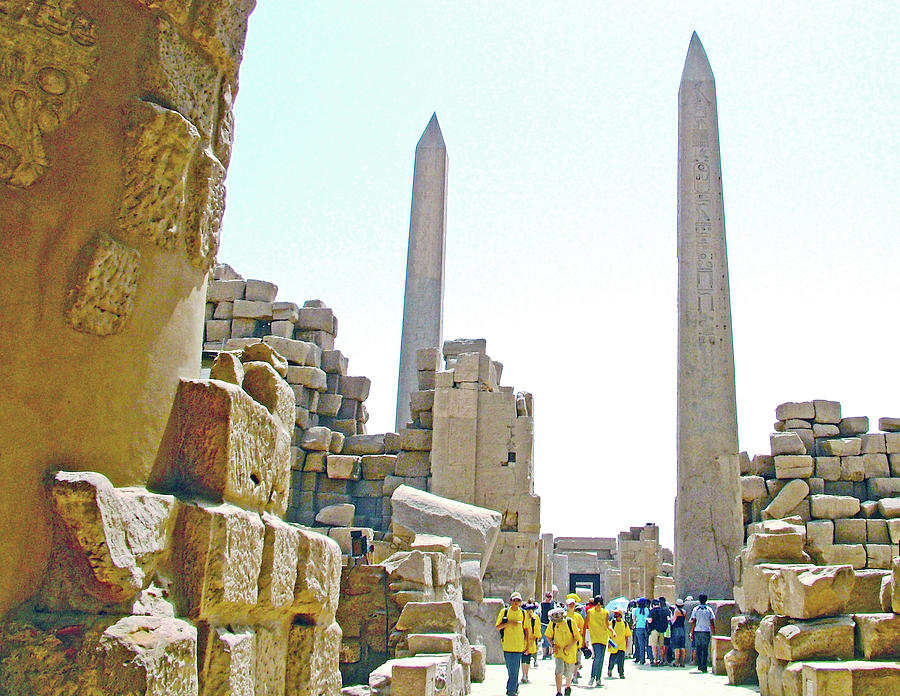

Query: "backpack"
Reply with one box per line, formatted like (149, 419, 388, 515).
(499, 607, 509, 640)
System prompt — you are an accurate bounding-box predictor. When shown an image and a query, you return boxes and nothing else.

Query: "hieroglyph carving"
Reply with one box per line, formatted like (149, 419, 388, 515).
(0, 0, 99, 187)
(66, 233, 141, 336)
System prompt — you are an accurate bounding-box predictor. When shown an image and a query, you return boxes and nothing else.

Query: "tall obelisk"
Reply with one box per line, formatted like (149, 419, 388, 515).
(675, 33, 743, 600)
(396, 114, 448, 431)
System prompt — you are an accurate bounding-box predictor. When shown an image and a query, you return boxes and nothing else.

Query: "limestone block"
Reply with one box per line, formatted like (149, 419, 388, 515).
(742, 475, 767, 502)
(891, 454, 900, 476)
(303, 451, 326, 473)
(341, 435, 385, 455)
(815, 456, 841, 481)
(775, 455, 814, 479)
(812, 400, 841, 424)
(232, 299, 273, 320)
(361, 455, 396, 480)
(329, 431, 345, 454)
(860, 499, 879, 517)
(328, 527, 373, 556)
(848, 569, 891, 612)
(740, 564, 782, 615)
(724, 648, 757, 686)
(396, 451, 431, 477)
(286, 366, 327, 391)
(39, 472, 177, 612)
(819, 544, 867, 569)
(711, 635, 732, 675)
(294, 528, 342, 623)
(300, 427, 332, 451)
(799, 663, 852, 696)
(316, 504, 355, 527)
(252, 622, 289, 696)
(852, 612, 900, 659)
(443, 339, 487, 358)
(197, 623, 255, 695)
(209, 279, 246, 302)
(272, 301, 299, 322)
(887, 432, 900, 453)
(877, 497, 900, 518)
(415, 347, 442, 372)
(746, 532, 807, 564)
(417, 370, 437, 390)
(769, 564, 855, 619)
(241, 362, 294, 434)
(396, 601, 465, 634)
(771, 432, 806, 455)
(262, 336, 318, 366)
(296, 329, 335, 351)
(806, 520, 834, 550)
(731, 615, 761, 652)
(316, 393, 342, 418)
(756, 615, 792, 657)
(765, 657, 789, 696)
(391, 485, 501, 573)
(878, 416, 900, 432)
(230, 318, 257, 338)
(859, 434, 886, 455)
(773, 616, 854, 661)
(255, 514, 300, 619)
(469, 644, 486, 682)
(460, 560, 484, 601)
(205, 319, 231, 343)
(810, 494, 860, 519)
(400, 428, 433, 451)
(821, 438, 862, 456)
(326, 455, 360, 480)
(242, 279, 277, 303)
(835, 518, 867, 544)
(384, 550, 433, 586)
(837, 416, 869, 436)
(285, 621, 342, 695)
(888, 519, 900, 544)
(776, 402, 815, 421)
(271, 321, 296, 342)
(763, 479, 810, 519)
(894, 557, 900, 613)
(294, 307, 333, 334)
(340, 376, 371, 402)
(241, 341, 288, 378)
(384, 475, 426, 497)
(161, 379, 292, 513)
(866, 544, 893, 569)
(407, 633, 471, 666)
(171, 501, 264, 621)
(210, 352, 244, 385)
(839, 455, 865, 481)
(813, 424, 840, 438)
(869, 477, 900, 498)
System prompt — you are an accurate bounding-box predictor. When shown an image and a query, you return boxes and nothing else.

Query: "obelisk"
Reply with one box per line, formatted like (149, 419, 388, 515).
(396, 114, 448, 430)
(675, 33, 743, 600)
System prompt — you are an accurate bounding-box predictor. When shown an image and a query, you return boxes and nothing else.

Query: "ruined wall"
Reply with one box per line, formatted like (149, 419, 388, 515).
(0, 0, 253, 615)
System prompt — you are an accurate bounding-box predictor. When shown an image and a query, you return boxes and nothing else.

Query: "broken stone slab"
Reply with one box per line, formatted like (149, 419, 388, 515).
(328, 527, 373, 556)
(745, 531, 808, 564)
(775, 455, 814, 479)
(152, 379, 291, 516)
(763, 478, 810, 519)
(731, 615, 760, 652)
(210, 351, 244, 385)
(463, 598, 504, 665)
(170, 501, 265, 621)
(285, 621, 342, 695)
(810, 494, 860, 519)
(407, 633, 472, 665)
(821, 438, 862, 456)
(469, 644, 486, 682)
(771, 432, 806, 455)
(724, 648, 757, 686)
(262, 336, 318, 366)
(773, 616, 855, 662)
(395, 600, 465, 634)
(391, 486, 501, 574)
(741, 475, 767, 502)
(241, 361, 294, 433)
(300, 426, 333, 451)
(383, 550, 434, 587)
(316, 503, 355, 527)
(39, 472, 177, 612)
(241, 342, 288, 377)
(286, 365, 327, 391)
(769, 564, 856, 619)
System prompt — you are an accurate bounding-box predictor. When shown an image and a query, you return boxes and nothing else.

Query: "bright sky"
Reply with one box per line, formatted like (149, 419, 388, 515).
(220, 2, 900, 549)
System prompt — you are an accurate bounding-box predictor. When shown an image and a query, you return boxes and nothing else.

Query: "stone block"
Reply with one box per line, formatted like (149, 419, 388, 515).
(400, 428, 433, 451)
(241, 361, 294, 433)
(295, 329, 335, 351)
(396, 451, 431, 477)
(321, 350, 348, 375)
(315, 393, 342, 418)
(383, 550, 433, 586)
(470, 644, 486, 682)
(384, 432, 402, 453)
(771, 432, 806, 455)
(330, 418, 358, 437)
(417, 370, 436, 390)
(243, 279, 277, 302)
(410, 390, 436, 413)
(299, 427, 331, 452)
(272, 301, 299, 322)
(814, 456, 840, 481)
(805, 519, 834, 551)
(329, 431, 345, 454)
(209, 279, 246, 302)
(340, 376, 371, 402)
(268, 320, 293, 338)
(839, 455, 865, 481)
(819, 544, 867, 569)
(813, 424, 840, 438)
(383, 475, 426, 497)
(763, 479, 809, 519)
(822, 438, 862, 456)
(416, 348, 442, 372)
(742, 475, 767, 502)
(776, 401, 815, 421)
(769, 564, 856, 619)
(852, 613, 900, 659)
(255, 513, 300, 618)
(284, 622, 342, 695)
(316, 504, 355, 527)
(846, 569, 891, 613)
(293, 528, 342, 622)
(860, 433, 887, 454)
(396, 600, 465, 634)
(443, 338, 487, 357)
(262, 336, 318, 366)
(328, 527, 373, 556)
(746, 532, 807, 564)
(361, 455, 396, 480)
(731, 615, 760, 652)
(878, 416, 900, 432)
(866, 544, 894, 569)
(887, 519, 900, 544)
(156, 379, 291, 515)
(867, 519, 890, 544)
(210, 351, 244, 386)
(877, 497, 900, 518)
(835, 518, 867, 545)
(868, 477, 900, 498)
(232, 299, 273, 320)
(303, 451, 325, 473)
(285, 365, 327, 391)
(724, 648, 757, 686)
(773, 616, 854, 661)
(230, 318, 257, 338)
(342, 435, 385, 455)
(813, 400, 841, 424)
(740, 564, 781, 615)
(296, 307, 335, 334)
(171, 501, 264, 621)
(326, 455, 360, 481)
(810, 494, 860, 519)
(775, 455, 814, 479)
(839, 416, 869, 436)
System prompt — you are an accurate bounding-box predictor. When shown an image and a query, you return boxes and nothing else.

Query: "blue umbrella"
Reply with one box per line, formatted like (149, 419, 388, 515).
(605, 596, 630, 613)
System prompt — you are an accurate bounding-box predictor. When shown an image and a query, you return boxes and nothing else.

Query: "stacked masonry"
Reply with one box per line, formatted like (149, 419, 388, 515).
(0, 345, 343, 695)
(725, 399, 900, 694)
(605, 525, 675, 601)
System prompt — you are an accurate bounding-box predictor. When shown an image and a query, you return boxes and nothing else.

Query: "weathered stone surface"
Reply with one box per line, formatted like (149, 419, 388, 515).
(773, 616, 854, 661)
(300, 426, 332, 452)
(154, 379, 291, 516)
(384, 550, 433, 586)
(868, 477, 900, 498)
(731, 615, 760, 652)
(769, 564, 855, 619)
(256, 513, 299, 617)
(775, 455, 814, 478)
(819, 544, 867, 569)
(294, 527, 342, 623)
(776, 402, 815, 421)
(810, 494, 860, 519)
(746, 531, 807, 564)
(39, 471, 177, 612)
(316, 504, 356, 527)
(763, 479, 810, 519)
(849, 569, 892, 612)
(340, 376, 371, 402)
(241, 361, 294, 433)
(396, 600, 465, 634)
(840, 416, 870, 436)
(210, 351, 245, 385)
(171, 501, 264, 621)
(742, 475, 767, 502)
(460, 560, 484, 601)
(771, 432, 806, 455)
(197, 623, 255, 695)
(853, 612, 900, 659)
(241, 341, 288, 378)
(470, 644, 486, 682)
(361, 455, 396, 480)
(821, 438, 862, 456)
(835, 518, 867, 544)
(327, 455, 361, 481)
(328, 527, 373, 556)
(400, 428, 433, 451)
(877, 497, 900, 518)
(864, 453, 891, 478)
(866, 544, 894, 569)
(392, 485, 501, 574)
(286, 365, 328, 391)
(395, 450, 431, 477)
(815, 456, 841, 481)
(724, 648, 757, 686)
(879, 417, 900, 432)
(344, 435, 386, 455)
(813, 400, 841, 424)
(262, 336, 318, 366)
(711, 635, 732, 675)
(285, 621, 342, 695)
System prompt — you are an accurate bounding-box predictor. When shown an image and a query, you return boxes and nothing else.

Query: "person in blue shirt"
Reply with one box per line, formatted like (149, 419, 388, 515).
(631, 597, 651, 664)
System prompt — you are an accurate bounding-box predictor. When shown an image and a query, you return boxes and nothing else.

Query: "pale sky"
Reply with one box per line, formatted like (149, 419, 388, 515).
(219, 2, 900, 549)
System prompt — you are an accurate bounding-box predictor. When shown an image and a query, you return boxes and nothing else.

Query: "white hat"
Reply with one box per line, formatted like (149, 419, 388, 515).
(566, 597, 576, 605)
(510, 591, 522, 601)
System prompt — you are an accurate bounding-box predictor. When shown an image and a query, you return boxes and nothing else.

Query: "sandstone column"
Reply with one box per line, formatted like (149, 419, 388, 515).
(395, 114, 447, 431)
(675, 33, 743, 600)
(0, 0, 255, 614)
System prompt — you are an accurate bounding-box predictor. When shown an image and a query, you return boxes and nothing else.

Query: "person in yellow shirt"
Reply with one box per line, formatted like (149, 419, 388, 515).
(496, 591, 528, 696)
(606, 609, 633, 679)
(583, 595, 613, 687)
(520, 602, 540, 684)
(545, 603, 583, 696)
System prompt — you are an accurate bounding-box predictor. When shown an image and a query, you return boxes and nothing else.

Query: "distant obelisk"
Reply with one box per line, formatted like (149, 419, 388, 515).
(396, 114, 448, 431)
(675, 33, 743, 600)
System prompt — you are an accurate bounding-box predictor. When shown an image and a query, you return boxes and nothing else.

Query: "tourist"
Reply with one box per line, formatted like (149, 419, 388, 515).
(689, 593, 716, 673)
(606, 609, 632, 680)
(624, 600, 636, 657)
(648, 598, 669, 665)
(567, 598, 586, 684)
(520, 602, 540, 684)
(670, 598, 688, 667)
(496, 591, 527, 696)
(545, 606, 583, 696)
(540, 591, 555, 659)
(583, 595, 613, 687)
(632, 597, 651, 664)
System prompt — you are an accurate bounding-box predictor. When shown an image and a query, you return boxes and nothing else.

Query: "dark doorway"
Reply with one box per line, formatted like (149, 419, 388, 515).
(569, 573, 601, 598)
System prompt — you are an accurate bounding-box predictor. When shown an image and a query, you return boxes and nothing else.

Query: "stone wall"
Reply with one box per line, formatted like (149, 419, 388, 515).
(724, 399, 900, 693)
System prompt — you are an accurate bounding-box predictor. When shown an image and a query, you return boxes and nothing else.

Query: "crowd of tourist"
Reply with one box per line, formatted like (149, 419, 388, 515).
(496, 590, 717, 695)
